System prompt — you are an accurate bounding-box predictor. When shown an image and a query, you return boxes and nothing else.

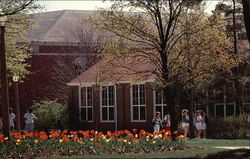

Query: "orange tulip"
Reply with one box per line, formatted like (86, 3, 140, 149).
(132, 128, 137, 133)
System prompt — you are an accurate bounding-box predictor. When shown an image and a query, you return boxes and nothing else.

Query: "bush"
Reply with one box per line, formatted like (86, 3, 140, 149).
(207, 115, 250, 139)
(32, 100, 67, 131)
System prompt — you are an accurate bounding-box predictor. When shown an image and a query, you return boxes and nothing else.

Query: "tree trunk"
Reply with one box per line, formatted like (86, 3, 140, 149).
(232, 0, 238, 55)
(242, 0, 250, 43)
(232, 0, 241, 115)
(164, 87, 179, 139)
(188, 89, 195, 138)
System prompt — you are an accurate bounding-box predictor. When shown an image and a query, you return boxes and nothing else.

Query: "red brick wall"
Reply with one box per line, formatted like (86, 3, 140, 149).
(8, 45, 98, 129)
(79, 82, 155, 132)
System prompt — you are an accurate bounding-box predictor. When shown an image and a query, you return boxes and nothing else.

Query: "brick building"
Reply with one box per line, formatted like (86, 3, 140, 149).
(8, 10, 98, 128)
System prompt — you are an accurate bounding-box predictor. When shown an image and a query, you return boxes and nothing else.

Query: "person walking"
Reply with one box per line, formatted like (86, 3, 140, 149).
(152, 112, 163, 132)
(9, 108, 15, 131)
(196, 110, 206, 138)
(24, 108, 36, 132)
(56, 120, 64, 132)
(181, 109, 190, 139)
(163, 112, 171, 131)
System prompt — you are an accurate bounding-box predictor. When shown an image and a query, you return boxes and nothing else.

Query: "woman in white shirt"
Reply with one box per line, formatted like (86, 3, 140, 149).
(9, 108, 15, 131)
(24, 108, 36, 132)
(152, 112, 163, 132)
(196, 110, 207, 139)
(163, 113, 171, 131)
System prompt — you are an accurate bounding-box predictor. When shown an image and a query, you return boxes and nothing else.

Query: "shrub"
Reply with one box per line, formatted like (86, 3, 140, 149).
(207, 115, 250, 139)
(32, 100, 67, 131)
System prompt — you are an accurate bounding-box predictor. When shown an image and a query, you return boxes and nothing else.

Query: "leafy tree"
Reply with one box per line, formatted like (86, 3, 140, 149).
(5, 14, 33, 80)
(32, 100, 68, 131)
(0, 0, 41, 80)
(0, 0, 39, 16)
(84, 0, 242, 136)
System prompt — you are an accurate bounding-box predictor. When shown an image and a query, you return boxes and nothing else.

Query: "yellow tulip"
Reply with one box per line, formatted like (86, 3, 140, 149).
(34, 140, 39, 144)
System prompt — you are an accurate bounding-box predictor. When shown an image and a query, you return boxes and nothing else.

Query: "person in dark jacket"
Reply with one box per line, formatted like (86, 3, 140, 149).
(181, 109, 190, 138)
(56, 120, 64, 132)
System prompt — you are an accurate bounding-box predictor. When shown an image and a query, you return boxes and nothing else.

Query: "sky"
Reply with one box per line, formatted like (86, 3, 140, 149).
(37, 0, 225, 14)
(37, 0, 115, 11)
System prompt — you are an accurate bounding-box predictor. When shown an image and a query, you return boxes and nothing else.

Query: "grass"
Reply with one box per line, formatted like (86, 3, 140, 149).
(44, 139, 250, 159)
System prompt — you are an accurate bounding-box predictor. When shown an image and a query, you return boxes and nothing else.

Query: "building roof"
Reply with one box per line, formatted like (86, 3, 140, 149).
(68, 54, 157, 86)
(26, 10, 94, 43)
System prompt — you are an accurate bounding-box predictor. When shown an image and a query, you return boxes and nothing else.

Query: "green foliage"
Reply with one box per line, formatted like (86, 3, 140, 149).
(2, 1, 42, 82)
(5, 14, 33, 80)
(32, 100, 68, 131)
(207, 115, 249, 139)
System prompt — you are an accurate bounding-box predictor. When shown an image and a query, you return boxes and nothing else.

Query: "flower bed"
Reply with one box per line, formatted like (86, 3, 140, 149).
(0, 129, 185, 158)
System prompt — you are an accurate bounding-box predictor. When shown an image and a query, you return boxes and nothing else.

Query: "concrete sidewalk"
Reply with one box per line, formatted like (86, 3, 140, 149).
(214, 146, 250, 150)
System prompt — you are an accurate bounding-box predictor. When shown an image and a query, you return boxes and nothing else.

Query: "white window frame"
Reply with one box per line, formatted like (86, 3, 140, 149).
(153, 89, 167, 119)
(130, 84, 146, 122)
(214, 103, 235, 118)
(79, 86, 93, 122)
(100, 85, 116, 122)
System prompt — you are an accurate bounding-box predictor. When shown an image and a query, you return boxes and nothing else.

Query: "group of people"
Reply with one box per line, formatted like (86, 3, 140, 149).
(152, 109, 208, 139)
(0, 108, 36, 132)
(181, 109, 207, 139)
(152, 111, 171, 133)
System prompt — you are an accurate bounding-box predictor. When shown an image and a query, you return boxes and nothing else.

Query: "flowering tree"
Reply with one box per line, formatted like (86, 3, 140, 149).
(1, 0, 41, 80)
(0, 0, 38, 16)
(84, 0, 242, 135)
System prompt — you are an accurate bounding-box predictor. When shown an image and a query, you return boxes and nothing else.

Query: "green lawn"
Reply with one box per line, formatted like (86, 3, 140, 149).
(44, 139, 250, 159)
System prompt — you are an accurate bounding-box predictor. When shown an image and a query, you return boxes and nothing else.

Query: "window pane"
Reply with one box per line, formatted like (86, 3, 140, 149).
(226, 104, 234, 116)
(216, 105, 224, 117)
(87, 87, 92, 106)
(162, 91, 166, 104)
(88, 108, 93, 121)
(133, 85, 138, 105)
(81, 87, 86, 106)
(155, 90, 161, 104)
(80, 108, 86, 121)
(156, 106, 162, 114)
(102, 107, 108, 120)
(102, 86, 107, 106)
(139, 85, 145, 105)
(109, 107, 114, 120)
(108, 86, 114, 106)
(133, 106, 139, 120)
(140, 106, 146, 120)
(163, 106, 168, 117)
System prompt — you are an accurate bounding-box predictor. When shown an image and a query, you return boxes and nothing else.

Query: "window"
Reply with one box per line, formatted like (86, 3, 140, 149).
(80, 87, 93, 121)
(214, 103, 235, 118)
(131, 84, 146, 121)
(154, 90, 167, 117)
(215, 104, 224, 118)
(101, 86, 115, 121)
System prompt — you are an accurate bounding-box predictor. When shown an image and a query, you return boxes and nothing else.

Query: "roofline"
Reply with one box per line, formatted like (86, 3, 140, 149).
(67, 79, 156, 87)
(29, 41, 101, 47)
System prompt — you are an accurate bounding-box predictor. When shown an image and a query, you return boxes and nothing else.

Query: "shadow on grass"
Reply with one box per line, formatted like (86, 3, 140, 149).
(186, 149, 250, 159)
